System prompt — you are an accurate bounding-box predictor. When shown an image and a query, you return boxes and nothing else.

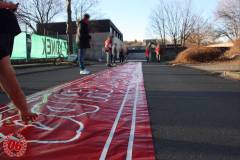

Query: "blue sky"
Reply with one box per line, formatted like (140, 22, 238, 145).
(13, 0, 219, 40)
(99, 0, 219, 41)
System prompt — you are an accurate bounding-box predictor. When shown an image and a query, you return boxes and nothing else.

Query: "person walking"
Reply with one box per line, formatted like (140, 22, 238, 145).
(76, 13, 91, 75)
(112, 43, 118, 64)
(123, 45, 129, 62)
(119, 45, 125, 64)
(0, 1, 37, 123)
(155, 44, 161, 63)
(145, 46, 150, 63)
(104, 36, 113, 67)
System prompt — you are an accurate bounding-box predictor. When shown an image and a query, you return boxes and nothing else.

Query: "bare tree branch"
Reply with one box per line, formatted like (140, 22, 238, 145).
(72, 0, 100, 20)
(16, 0, 63, 33)
(216, 0, 240, 40)
(150, 0, 197, 47)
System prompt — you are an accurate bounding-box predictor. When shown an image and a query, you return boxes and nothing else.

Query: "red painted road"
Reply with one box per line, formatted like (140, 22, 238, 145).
(0, 62, 155, 160)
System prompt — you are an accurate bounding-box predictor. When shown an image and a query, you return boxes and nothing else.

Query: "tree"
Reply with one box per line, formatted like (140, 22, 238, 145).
(66, 0, 73, 55)
(151, 5, 166, 46)
(186, 17, 216, 46)
(17, 0, 63, 33)
(72, 0, 100, 20)
(216, 0, 240, 40)
(150, 0, 196, 47)
(179, 0, 196, 47)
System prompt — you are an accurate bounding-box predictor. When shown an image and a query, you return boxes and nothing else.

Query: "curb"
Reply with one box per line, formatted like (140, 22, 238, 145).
(223, 71, 240, 80)
(13, 63, 57, 69)
(180, 64, 240, 81)
(14, 62, 99, 76)
(15, 65, 76, 76)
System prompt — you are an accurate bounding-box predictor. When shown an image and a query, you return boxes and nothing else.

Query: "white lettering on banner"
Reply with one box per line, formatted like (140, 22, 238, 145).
(42, 37, 67, 56)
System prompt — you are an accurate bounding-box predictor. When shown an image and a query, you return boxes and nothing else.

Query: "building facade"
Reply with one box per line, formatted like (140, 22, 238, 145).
(37, 19, 123, 60)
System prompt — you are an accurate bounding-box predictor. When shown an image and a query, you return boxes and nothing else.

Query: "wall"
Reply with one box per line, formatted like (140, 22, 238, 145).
(127, 47, 186, 61)
(85, 32, 123, 61)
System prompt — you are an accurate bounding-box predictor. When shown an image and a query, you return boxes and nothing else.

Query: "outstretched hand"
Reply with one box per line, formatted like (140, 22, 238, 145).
(20, 112, 38, 125)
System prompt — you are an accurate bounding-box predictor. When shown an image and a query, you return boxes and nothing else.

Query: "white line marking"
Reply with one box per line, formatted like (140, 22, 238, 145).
(126, 63, 141, 160)
(0, 72, 99, 123)
(0, 115, 18, 123)
(0, 106, 8, 110)
(0, 108, 16, 114)
(99, 63, 140, 160)
(99, 82, 133, 160)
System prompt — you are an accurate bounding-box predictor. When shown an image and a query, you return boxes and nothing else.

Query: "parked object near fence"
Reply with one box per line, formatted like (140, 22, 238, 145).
(30, 34, 68, 59)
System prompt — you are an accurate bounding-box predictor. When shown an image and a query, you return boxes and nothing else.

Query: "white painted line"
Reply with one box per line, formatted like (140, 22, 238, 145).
(0, 106, 8, 110)
(0, 108, 16, 114)
(0, 114, 18, 123)
(99, 63, 140, 160)
(0, 72, 100, 124)
(126, 63, 141, 160)
(99, 80, 133, 160)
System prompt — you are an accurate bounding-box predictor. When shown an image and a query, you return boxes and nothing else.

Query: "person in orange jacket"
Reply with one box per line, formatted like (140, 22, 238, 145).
(155, 44, 161, 63)
(104, 36, 113, 67)
(145, 47, 150, 63)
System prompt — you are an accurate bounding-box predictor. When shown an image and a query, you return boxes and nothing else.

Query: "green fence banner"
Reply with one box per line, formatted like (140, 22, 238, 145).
(11, 33, 27, 60)
(31, 34, 68, 59)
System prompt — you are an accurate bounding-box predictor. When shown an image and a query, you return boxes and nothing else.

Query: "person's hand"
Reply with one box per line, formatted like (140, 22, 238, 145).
(20, 112, 38, 125)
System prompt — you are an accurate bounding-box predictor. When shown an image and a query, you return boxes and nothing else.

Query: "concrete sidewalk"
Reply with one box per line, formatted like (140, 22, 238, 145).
(184, 61, 240, 80)
(15, 65, 76, 76)
(13, 61, 101, 76)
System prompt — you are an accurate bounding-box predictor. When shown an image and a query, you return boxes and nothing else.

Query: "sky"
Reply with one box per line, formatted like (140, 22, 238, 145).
(12, 0, 219, 41)
(98, 0, 219, 41)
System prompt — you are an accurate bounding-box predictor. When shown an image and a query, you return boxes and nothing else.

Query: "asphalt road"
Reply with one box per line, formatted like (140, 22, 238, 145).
(143, 63, 240, 160)
(0, 63, 240, 160)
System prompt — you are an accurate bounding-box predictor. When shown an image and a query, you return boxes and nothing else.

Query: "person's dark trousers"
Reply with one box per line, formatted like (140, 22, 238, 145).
(0, 34, 15, 59)
(106, 52, 112, 66)
(113, 53, 117, 63)
(110, 53, 113, 64)
(78, 49, 86, 70)
(146, 57, 149, 63)
(157, 54, 161, 63)
(119, 54, 124, 63)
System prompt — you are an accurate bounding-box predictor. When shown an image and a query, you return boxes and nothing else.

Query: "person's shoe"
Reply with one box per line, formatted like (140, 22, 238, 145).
(106, 64, 112, 67)
(80, 69, 91, 75)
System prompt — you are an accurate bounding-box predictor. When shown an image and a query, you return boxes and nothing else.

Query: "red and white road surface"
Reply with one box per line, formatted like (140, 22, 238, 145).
(0, 62, 155, 160)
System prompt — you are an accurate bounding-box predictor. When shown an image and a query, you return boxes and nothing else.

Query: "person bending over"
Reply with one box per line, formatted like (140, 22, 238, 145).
(0, 1, 37, 123)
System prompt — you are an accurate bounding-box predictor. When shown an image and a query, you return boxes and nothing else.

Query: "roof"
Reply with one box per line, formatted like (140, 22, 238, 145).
(37, 19, 123, 36)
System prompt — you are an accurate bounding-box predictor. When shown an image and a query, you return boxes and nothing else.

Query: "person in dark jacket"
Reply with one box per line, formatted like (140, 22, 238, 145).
(0, 1, 38, 123)
(119, 44, 125, 64)
(76, 13, 91, 75)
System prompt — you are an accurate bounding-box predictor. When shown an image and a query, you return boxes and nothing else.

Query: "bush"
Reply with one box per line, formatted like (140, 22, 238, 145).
(172, 47, 224, 64)
(224, 40, 240, 59)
